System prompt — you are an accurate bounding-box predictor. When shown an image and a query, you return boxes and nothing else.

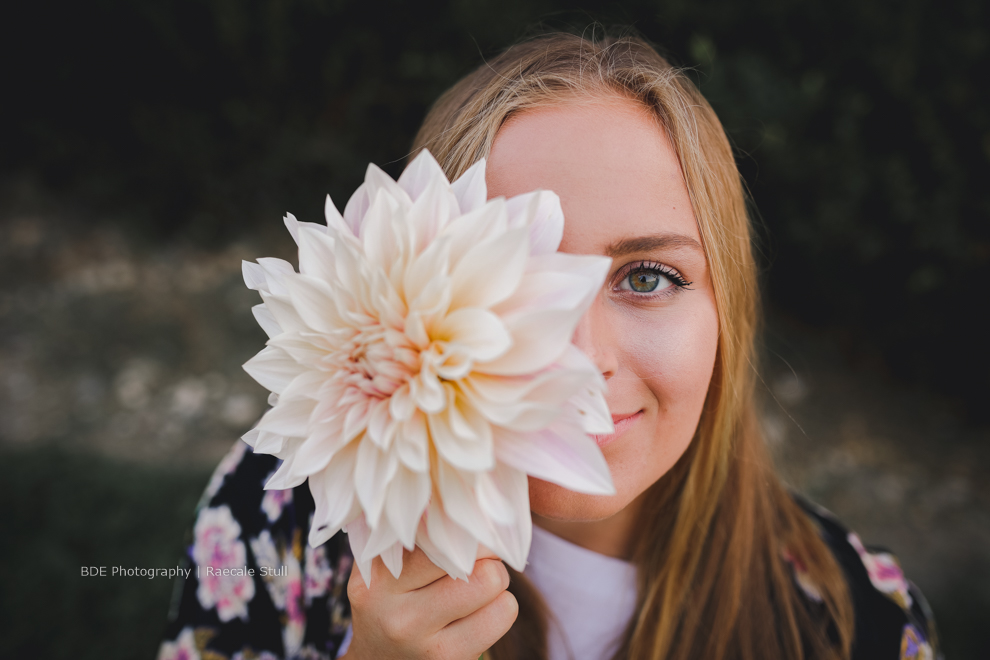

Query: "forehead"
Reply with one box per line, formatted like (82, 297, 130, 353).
(485, 96, 701, 253)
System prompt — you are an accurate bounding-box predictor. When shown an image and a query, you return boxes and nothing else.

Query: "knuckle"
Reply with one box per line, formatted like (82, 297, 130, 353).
(492, 590, 519, 631)
(473, 559, 508, 593)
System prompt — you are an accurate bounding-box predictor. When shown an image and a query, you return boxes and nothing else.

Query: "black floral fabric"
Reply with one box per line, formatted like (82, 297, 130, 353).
(157, 442, 938, 660)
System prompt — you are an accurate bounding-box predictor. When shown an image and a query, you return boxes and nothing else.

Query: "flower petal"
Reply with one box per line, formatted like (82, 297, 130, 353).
(423, 499, 478, 580)
(385, 465, 431, 548)
(505, 189, 564, 255)
(493, 420, 615, 495)
(397, 149, 449, 202)
(435, 308, 511, 362)
(243, 346, 305, 394)
(354, 438, 399, 528)
(450, 158, 487, 215)
(448, 227, 529, 310)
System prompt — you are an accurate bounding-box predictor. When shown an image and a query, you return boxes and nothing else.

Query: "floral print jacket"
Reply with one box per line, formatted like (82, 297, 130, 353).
(157, 442, 939, 660)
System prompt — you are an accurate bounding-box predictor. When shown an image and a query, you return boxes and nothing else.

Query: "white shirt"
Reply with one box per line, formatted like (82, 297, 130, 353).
(525, 524, 639, 660)
(336, 527, 638, 659)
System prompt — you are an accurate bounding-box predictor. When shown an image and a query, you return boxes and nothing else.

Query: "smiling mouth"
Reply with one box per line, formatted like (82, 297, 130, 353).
(591, 411, 643, 448)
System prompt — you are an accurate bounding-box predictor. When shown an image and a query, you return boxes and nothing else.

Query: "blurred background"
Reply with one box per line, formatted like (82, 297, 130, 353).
(1, 0, 987, 658)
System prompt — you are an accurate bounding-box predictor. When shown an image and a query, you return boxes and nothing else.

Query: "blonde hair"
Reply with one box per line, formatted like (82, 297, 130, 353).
(412, 32, 854, 660)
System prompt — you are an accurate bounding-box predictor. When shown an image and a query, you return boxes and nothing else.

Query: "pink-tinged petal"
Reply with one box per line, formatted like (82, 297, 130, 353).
(448, 227, 529, 310)
(436, 461, 494, 549)
(243, 260, 269, 292)
(411, 368, 446, 413)
(269, 333, 333, 366)
(404, 234, 451, 306)
(283, 274, 344, 335)
(404, 311, 430, 351)
(397, 149, 449, 202)
(263, 440, 309, 489)
(440, 200, 508, 267)
(308, 443, 360, 545)
(362, 188, 409, 271)
(484, 463, 531, 571)
(379, 540, 405, 579)
(324, 194, 352, 237)
(407, 177, 460, 252)
(388, 383, 415, 421)
(493, 420, 615, 495)
(252, 304, 282, 338)
(361, 520, 402, 566)
(279, 368, 330, 403)
(475, 308, 583, 376)
(293, 422, 353, 476)
(354, 438, 398, 528)
(259, 292, 307, 334)
(366, 399, 393, 448)
(257, 396, 315, 437)
(252, 430, 286, 455)
(429, 399, 494, 471)
(283, 212, 329, 246)
(342, 182, 370, 236)
(343, 514, 373, 585)
(297, 226, 338, 285)
(475, 468, 515, 526)
(505, 189, 564, 255)
(450, 158, 487, 214)
(397, 412, 430, 472)
(243, 346, 305, 394)
(435, 309, 512, 362)
(385, 465, 431, 548)
(423, 499, 478, 580)
(362, 163, 413, 220)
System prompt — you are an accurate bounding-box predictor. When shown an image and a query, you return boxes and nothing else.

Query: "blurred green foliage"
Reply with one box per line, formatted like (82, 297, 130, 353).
(2, 0, 988, 413)
(0, 448, 209, 659)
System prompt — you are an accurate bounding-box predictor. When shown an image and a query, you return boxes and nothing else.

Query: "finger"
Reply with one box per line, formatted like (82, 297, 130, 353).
(434, 589, 519, 659)
(359, 545, 449, 595)
(415, 558, 510, 628)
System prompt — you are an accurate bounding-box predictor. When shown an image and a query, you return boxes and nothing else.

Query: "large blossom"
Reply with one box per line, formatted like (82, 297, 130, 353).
(242, 150, 614, 581)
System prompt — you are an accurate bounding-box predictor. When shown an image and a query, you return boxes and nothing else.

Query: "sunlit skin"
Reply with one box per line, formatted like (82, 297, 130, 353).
(486, 96, 720, 559)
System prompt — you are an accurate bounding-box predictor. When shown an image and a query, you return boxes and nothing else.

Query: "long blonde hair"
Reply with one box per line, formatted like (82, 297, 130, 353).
(412, 32, 854, 660)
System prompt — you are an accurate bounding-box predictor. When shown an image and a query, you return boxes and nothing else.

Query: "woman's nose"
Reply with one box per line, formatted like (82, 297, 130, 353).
(571, 301, 618, 380)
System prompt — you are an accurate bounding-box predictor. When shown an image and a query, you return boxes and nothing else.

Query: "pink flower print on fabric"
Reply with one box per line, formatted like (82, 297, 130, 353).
(900, 623, 934, 660)
(193, 505, 256, 622)
(248, 529, 305, 655)
(304, 543, 335, 605)
(230, 649, 281, 660)
(261, 483, 293, 523)
(847, 532, 912, 611)
(781, 547, 824, 603)
(233, 652, 280, 660)
(284, 570, 306, 655)
(157, 627, 201, 660)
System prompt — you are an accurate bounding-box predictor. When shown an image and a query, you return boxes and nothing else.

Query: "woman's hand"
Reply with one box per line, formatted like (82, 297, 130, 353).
(340, 546, 518, 660)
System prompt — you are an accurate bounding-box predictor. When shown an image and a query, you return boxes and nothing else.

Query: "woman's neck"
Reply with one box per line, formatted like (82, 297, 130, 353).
(531, 493, 644, 560)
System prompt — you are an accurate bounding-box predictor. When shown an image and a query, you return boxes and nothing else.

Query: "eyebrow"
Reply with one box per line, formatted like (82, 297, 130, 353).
(604, 233, 705, 258)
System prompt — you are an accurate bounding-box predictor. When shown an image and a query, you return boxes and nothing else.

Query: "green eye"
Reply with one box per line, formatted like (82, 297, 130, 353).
(629, 271, 660, 292)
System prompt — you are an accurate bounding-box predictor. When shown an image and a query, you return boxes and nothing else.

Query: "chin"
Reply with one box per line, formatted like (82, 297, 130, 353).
(527, 476, 634, 522)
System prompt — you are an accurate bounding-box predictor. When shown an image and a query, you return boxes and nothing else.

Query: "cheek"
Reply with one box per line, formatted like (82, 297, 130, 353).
(629, 304, 719, 415)
(528, 299, 719, 521)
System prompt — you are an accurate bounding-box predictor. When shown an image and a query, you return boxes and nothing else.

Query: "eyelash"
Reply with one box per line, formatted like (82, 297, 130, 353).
(613, 261, 693, 298)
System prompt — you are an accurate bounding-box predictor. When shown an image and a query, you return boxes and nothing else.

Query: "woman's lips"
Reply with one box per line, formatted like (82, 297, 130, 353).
(591, 411, 643, 448)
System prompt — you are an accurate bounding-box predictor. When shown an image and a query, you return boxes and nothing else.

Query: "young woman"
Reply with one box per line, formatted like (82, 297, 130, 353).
(157, 33, 939, 660)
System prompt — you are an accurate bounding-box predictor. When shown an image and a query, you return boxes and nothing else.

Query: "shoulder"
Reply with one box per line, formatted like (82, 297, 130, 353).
(158, 441, 353, 660)
(787, 493, 941, 660)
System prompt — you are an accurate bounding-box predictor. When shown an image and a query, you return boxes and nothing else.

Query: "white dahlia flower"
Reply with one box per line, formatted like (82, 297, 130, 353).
(241, 149, 614, 582)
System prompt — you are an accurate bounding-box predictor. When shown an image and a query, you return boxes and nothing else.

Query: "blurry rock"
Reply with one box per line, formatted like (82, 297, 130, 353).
(171, 377, 209, 419)
(221, 394, 260, 428)
(114, 359, 161, 410)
